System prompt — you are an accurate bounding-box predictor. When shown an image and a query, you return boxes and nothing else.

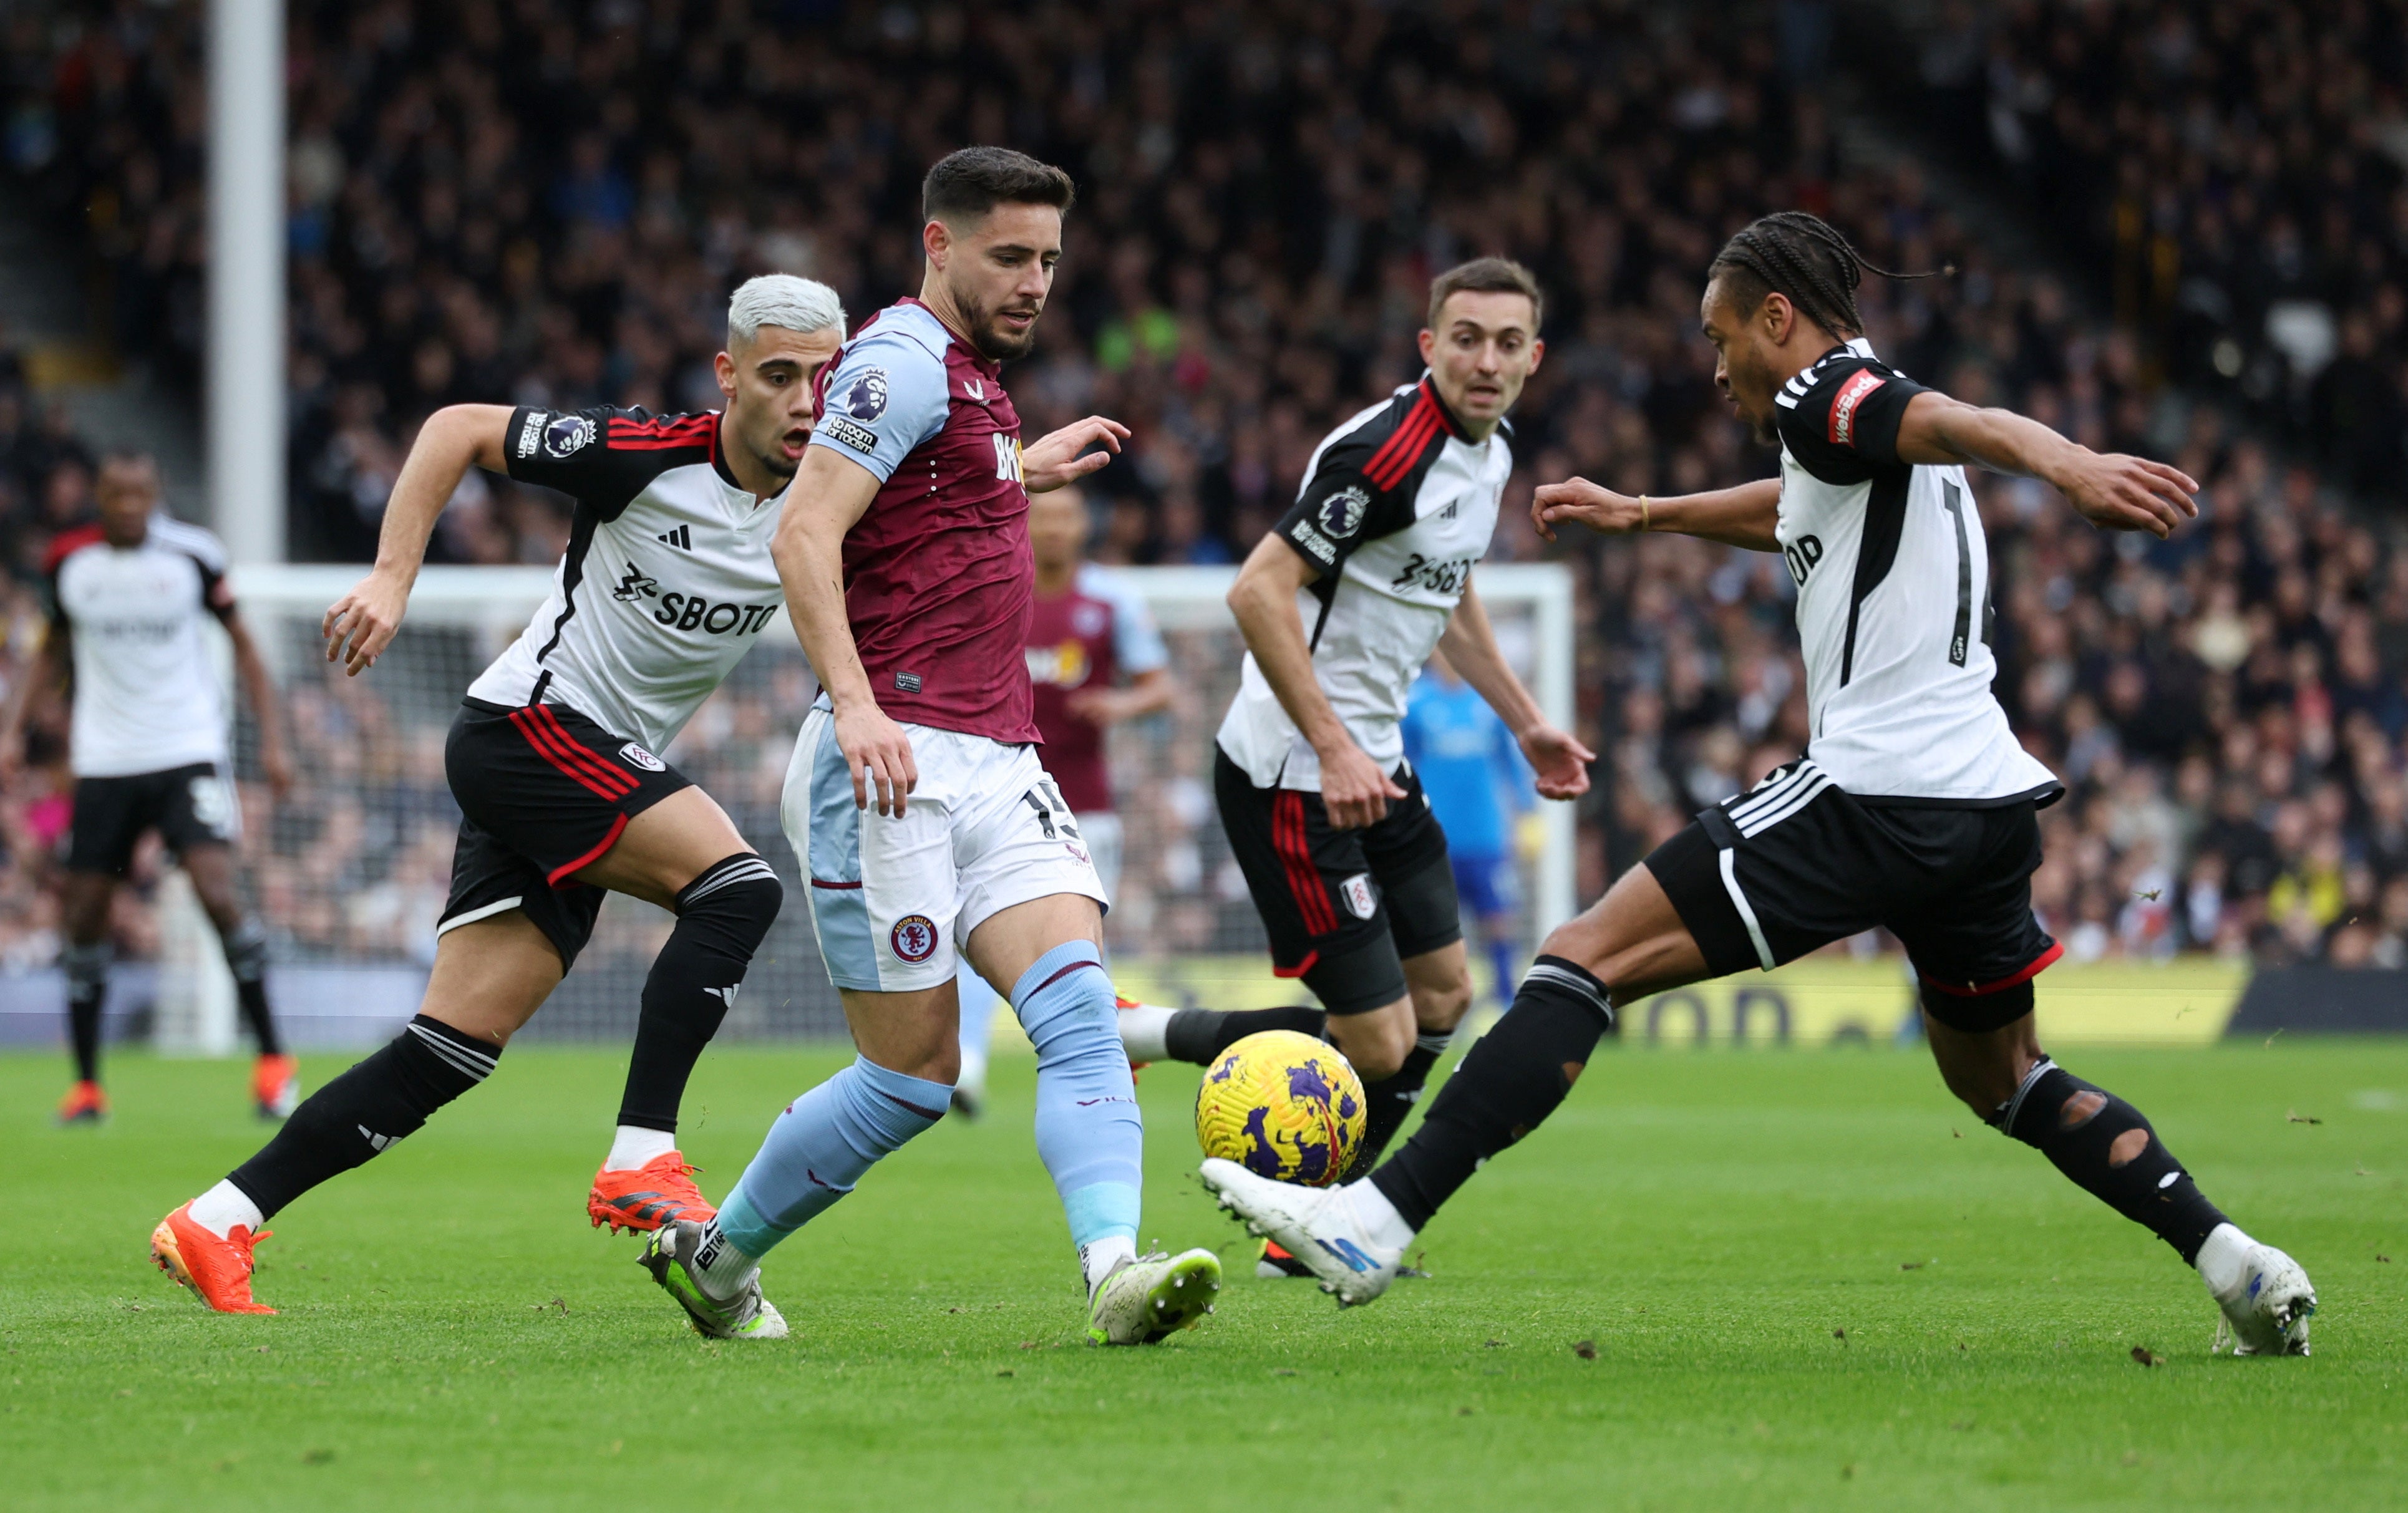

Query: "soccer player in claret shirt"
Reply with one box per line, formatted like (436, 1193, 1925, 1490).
(1203, 213, 2319, 1357)
(147, 276, 843, 1315)
(949, 481, 1171, 1119)
(0, 453, 297, 1123)
(1117, 259, 1593, 1284)
(638, 148, 1221, 1346)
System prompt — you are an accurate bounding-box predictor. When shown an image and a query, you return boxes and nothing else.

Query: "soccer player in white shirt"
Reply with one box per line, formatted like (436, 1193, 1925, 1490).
(1203, 213, 2317, 1358)
(147, 276, 843, 1316)
(0, 453, 296, 1124)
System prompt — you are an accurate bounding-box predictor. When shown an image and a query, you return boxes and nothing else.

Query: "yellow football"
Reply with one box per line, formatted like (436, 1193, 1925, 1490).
(1193, 1030, 1367, 1187)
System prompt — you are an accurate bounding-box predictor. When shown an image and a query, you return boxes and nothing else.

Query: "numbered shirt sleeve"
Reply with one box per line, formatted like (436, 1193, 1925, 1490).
(1271, 434, 1420, 576)
(1774, 357, 1929, 485)
(505, 405, 715, 520)
(1080, 564, 1170, 677)
(805, 331, 951, 483)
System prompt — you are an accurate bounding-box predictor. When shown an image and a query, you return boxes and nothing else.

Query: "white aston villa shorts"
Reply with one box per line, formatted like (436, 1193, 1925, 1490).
(786, 708, 1109, 992)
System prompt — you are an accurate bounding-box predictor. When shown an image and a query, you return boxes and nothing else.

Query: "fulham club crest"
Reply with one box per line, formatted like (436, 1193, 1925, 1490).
(1339, 872, 1377, 921)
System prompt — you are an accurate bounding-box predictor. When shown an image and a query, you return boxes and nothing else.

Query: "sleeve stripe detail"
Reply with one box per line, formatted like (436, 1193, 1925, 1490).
(605, 435, 714, 452)
(42, 524, 107, 575)
(1365, 398, 1444, 490)
(1362, 393, 1437, 481)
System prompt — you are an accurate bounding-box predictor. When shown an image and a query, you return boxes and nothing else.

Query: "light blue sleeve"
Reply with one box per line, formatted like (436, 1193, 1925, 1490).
(805, 329, 949, 483)
(1081, 566, 1170, 677)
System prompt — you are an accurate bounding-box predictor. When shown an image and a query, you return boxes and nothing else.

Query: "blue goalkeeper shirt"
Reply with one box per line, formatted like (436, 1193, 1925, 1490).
(1401, 672, 1528, 858)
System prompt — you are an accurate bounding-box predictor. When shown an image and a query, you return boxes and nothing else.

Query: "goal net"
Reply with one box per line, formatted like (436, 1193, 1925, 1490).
(201, 561, 1575, 1048)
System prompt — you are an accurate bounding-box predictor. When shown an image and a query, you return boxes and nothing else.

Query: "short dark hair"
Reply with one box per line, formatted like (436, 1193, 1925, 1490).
(921, 147, 1076, 227)
(1427, 257, 1543, 332)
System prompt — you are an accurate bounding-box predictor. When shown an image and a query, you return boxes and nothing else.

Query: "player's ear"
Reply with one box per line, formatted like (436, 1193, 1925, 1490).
(1763, 292, 1794, 345)
(712, 349, 739, 402)
(1525, 336, 1545, 375)
(1417, 326, 1437, 367)
(922, 217, 951, 267)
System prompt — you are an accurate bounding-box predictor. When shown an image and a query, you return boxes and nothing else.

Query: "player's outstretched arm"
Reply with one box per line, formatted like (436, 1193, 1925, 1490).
(224, 612, 293, 799)
(1893, 391, 2198, 539)
(323, 403, 514, 675)
(771, 447, 918, 816)
(1438, 579, 1594, 801)
(1226, 531, 1404, 830)
(1532, 476, 1782, 550)
(1021, 415, 1129, 493)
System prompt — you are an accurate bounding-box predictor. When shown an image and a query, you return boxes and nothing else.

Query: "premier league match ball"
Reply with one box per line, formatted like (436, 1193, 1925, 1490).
(1193, 1030, 1367, 1187)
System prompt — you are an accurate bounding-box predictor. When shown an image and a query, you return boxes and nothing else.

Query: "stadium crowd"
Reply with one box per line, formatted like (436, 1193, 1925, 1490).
(1, 0, 2407, 977)
(1908, 0, 2408, 501)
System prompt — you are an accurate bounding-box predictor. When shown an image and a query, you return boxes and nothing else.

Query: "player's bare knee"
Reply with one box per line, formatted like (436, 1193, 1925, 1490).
(1407, 967, 1473, 1033)
(1328, 1010, 1411, 1080)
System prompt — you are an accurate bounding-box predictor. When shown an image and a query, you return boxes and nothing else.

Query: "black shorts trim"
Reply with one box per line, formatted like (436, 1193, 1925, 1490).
(1215, 747, 1460, 1016)
(1643, 760, 2058, 1020)
(439, 699, 694, 969)
(65, 762, 235, 876)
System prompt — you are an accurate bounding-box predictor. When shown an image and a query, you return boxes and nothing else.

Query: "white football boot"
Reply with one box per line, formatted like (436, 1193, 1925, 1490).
(1085, 1249, 1221, 1345)
(640, 1220, 790, 1341)
(2198, 1223, 2316, 1356)
(1200, 1159, 1409, 1307)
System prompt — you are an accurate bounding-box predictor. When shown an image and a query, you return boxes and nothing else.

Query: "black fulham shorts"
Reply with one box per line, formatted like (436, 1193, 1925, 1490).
(439, 698, 692, 969)
(1645, 759, 2062, 1035)
(65, 761, 237, 875)
(1215, 747, 1462, 1017)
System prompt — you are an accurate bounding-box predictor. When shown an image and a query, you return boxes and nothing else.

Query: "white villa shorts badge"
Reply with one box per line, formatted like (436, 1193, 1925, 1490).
(619, 742, 667, 773)
(890, 914, 939, 964)
(1340, 872, 1377, 921)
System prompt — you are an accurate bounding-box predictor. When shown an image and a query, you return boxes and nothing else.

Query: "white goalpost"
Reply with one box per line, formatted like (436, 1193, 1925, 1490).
(196, 559, 1577, 1046)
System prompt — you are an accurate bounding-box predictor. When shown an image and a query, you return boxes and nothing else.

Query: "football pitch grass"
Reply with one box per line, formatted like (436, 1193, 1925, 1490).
(7, 1037, 2405, 1511)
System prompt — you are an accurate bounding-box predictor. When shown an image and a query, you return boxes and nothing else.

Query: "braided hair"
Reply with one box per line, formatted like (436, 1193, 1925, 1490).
(1707, 211, 1941, 340)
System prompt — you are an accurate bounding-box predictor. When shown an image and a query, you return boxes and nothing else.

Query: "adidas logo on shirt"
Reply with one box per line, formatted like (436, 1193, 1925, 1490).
(656, 524, 692, 550)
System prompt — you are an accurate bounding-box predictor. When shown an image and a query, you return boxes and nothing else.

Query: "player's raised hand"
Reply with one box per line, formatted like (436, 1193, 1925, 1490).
(1317, 737, 1408, 830)
(1531, 478, 1644, 542)
(2057, 451, 2200, 539)
(834, 702, 919, 817)
(1022, 416, 1130, 493)
(323, 571, 413, 676)
(1518, 721, 1597, 801)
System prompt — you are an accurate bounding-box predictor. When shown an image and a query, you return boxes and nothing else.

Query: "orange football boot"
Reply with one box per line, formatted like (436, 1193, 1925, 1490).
(151, 1202, 276, 1314)
(251, 1053, 299, 1119)
(56, 1080, 108, 1124)
(587, 1152, 715, 1233)
(1115, 996, 1151, 1076)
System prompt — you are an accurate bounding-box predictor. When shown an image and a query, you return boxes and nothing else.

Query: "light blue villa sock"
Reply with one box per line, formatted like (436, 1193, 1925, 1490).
(1012, 941, 1143, 1285)
(713, 1055, 950, 1260)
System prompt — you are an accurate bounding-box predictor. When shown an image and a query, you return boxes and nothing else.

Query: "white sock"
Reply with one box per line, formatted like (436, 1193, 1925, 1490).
(1080, 1235, 1138, 1296)
(1344, 1178, 1419, 1253)
(2195, 1222, 2253, 1296)
(1117, 1003, 1175, 1063)
(691, 1219, 760, 1300)
(604, 1124, 678, 1172)
(189, 1179, 265, 1240)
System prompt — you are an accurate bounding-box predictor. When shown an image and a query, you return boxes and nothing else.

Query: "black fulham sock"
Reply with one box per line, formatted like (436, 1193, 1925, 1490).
(1370, 957, 1612, 1230)
(616, 856, 782, 1133)
(1343, 1031, 1454, 1181)
(63, 941, 109, 1083)
(1164, 1005, 1328, 1065)
(1994, 1058, 2231, 1265)
(222, 917, 282, 1056)
(227, 1015, 499, 1219)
